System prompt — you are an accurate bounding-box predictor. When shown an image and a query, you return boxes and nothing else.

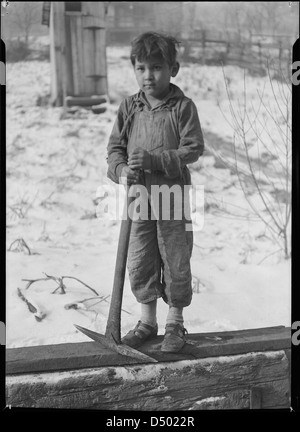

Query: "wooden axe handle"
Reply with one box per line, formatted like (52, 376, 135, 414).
(105, 187, 135, 342)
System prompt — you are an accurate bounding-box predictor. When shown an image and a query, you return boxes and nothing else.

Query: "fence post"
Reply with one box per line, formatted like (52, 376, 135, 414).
(225, 41, 230, 65)
(183, 39, 191, 61)
(201, 29, 206, 65)
(278, 40, 282, 71)
(239, 41, 244, 62)
(258, 42, 262, 68)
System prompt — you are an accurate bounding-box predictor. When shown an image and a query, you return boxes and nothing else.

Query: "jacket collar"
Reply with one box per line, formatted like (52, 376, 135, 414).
(133, 83, 184, 110)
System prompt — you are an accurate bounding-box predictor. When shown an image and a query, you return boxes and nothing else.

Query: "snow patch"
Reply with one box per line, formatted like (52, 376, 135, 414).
(6, 50, 291, 348)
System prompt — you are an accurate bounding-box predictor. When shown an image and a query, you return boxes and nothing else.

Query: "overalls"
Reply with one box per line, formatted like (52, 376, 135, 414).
(125, 95, 193, 308)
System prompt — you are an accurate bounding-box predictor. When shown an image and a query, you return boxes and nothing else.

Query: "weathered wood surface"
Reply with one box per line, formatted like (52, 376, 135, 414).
(6, 350, 290, 410)
(69, 14, 83, 96)
(50, 2, 66, 105)
(6, 326, 290, 374)
(50, 2, 108, 104)
(82, 2, 107, 95)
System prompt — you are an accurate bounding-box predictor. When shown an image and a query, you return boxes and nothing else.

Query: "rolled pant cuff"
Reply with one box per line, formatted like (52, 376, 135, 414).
(136, 294, 162, 304)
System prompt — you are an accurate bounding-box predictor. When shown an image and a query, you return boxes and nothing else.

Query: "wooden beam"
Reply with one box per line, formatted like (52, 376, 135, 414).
(6, 326, 290, 375)
(6, 349, 290, 410)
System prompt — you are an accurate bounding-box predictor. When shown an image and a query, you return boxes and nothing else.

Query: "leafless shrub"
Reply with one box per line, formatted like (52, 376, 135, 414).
(39, 191, 57, 209)
(19, 275, 131, 318)
(8, 238, 32, 255)
(216, 64, 291, 259)
(7, 192, 37, 220)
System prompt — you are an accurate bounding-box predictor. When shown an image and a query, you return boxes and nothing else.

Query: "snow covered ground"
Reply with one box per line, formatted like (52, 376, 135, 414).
(6, 45, 291, 348)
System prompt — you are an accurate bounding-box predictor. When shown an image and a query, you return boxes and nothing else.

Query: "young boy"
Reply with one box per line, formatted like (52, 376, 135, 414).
(107, 32, 204, 353)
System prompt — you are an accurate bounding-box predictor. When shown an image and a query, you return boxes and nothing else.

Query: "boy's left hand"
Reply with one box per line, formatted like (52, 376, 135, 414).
(128, 147, 151, 170)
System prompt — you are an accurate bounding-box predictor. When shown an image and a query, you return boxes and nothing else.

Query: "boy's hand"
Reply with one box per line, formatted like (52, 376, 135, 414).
(128, 148, 151, 170)
(120, 166, 139, 186)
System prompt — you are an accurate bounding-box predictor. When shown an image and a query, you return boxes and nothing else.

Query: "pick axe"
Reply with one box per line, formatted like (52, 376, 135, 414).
(75, 184, 157, 363)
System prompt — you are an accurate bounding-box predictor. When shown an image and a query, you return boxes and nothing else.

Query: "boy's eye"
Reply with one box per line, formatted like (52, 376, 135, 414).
(154, 66, 162, 71)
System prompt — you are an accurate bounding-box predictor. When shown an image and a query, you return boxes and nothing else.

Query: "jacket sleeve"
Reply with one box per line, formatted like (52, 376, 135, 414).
(106, 100, 129, 184)
(150, 99, 204, 178)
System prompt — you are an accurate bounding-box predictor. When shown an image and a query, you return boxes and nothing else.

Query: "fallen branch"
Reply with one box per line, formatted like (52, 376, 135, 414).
(64, 295, 132, 315)
(64, 295, 110, 310)
(22, 274, 64, 293)
(60, 276, 99, 296)
(22, 273, 100, 296)
(17, 288, 46, 322)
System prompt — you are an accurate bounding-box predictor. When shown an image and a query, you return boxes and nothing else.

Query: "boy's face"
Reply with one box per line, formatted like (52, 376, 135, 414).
(134, 56, 179, 102)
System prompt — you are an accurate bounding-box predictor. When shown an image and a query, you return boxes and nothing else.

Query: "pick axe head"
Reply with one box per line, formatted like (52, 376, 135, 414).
(74, 324, 158, 363)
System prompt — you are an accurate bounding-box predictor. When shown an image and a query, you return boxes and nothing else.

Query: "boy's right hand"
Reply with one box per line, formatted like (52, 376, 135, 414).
(120, 166, 139, 186)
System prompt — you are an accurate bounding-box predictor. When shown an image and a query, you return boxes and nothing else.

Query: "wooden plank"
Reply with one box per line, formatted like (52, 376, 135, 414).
(41, 2, 51, 27)
(84, 28, 96, 94)
(50, 2, 66, 105)
(6, 349, 290, 410)
(94, 27, 107, 77)
(81, 28, 107, 95)
(80, 3, 107, 96)
(76, 15, 85, 95)
(69, 14, 87, 96)
(64, 14, 74, 96)
(49, 5, 58, 105)
(69, 15, 81, 96)
(95, 28, 107, 95)
(82, 2, 106, 28)
(6, 326, 290, 375)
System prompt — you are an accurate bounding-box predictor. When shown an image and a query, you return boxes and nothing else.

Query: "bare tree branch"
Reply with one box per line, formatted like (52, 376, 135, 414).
(219, 64, 291, 259)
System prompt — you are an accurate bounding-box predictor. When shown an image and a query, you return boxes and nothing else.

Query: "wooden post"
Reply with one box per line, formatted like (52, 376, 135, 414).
(181, 2, 196, 61)
(239, 41, 245, 63)
(278, 40, 282, 64)
(81, 2, 108, 96)
(63, 12, 73, 101)
(201, 30, 206, 65)
(225, 41, 231, 64)
(41, 2, 51, 26)
(50, 2, 66, 106)
(258, 42, 262, 68)
(69, 14, 83, 96)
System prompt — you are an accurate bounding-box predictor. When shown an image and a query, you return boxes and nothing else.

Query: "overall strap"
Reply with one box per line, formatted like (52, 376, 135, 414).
(119, 97, 144, 145)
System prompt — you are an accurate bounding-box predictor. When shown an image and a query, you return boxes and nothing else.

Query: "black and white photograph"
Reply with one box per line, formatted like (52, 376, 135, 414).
(2, 1, 299, 413)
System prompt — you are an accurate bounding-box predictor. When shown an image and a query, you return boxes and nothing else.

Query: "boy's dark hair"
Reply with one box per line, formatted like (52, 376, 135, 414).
(130, 32, 180, 66)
